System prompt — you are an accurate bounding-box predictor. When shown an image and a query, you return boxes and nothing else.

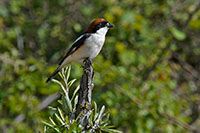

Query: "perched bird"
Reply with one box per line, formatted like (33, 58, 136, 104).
(46, 18, 114, 83)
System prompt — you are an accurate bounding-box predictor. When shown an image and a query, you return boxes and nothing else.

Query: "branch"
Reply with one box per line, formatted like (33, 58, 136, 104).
(38, 93, 60, 111)
(76, 58, 94, 129)
(162, 113, 196, 132)
(14, 92, 60, 123)
(116, 85, 199, 132)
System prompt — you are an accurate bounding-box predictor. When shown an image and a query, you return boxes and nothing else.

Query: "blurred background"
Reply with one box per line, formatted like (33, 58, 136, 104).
(0, 0, 200, 132)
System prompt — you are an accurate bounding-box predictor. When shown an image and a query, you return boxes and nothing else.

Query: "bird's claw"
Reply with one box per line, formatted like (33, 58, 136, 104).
(81, 65, 90, 72)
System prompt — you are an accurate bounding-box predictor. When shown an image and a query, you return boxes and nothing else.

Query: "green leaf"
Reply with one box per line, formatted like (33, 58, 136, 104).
(68, 79, 76, 88)
(66, 66, 71, 82)
(48, 106, 57, 111)
(57, 100, 63, 105)
(102, 125, 115, 129)
(52, 79, 68, 96)
(65, 115, 70, 126)
(97, 105, 105, 121)
(42, 121, 54, 128)
(62, 96, 68, 114)
(73, 95, 78, 111)
(101, 128, 122, 133)
(104, 113, 110, 123)
(170, 27, 186, 41)
(69, 120, 78, 132)
(58, 71, 63, 79)
(93, 101, 98, 121)
(75, 112, 83, 121)
(52, 79, 72, 112)
(55, 113, 65, 125)
(58, 107, 65, 122)
(89, 111, 94, 126)
(71, 85, 80, 102)
(64, 95, 72, 112)
(49, 117, 56, 126)
(42, 121, 60, 132)
(44, 126, 47, 133)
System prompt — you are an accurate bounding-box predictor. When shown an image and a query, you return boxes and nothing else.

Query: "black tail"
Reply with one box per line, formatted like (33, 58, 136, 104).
(46, 69, 60, 83)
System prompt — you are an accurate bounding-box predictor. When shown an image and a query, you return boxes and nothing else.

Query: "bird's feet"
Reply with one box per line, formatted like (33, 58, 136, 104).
(81, 58, 93, 72)
(81, 65, 90, 72)
(83, 58, 92, 65)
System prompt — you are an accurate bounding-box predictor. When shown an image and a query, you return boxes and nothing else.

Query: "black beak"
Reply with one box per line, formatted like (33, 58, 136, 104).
(107, 23, 114, 28)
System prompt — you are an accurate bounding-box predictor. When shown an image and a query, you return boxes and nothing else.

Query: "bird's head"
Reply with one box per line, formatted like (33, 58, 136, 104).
(87, 18, 114, 34)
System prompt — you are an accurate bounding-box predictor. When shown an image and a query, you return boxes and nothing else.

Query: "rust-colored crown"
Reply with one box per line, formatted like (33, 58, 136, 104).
(87, 18, 105, 33)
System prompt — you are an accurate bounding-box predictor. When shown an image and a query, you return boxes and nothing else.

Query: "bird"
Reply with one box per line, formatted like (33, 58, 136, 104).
(46, 18, 114, 83)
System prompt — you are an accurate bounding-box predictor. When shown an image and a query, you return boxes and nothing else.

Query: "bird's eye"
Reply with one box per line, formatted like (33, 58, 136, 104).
(106, 22, 110, 26)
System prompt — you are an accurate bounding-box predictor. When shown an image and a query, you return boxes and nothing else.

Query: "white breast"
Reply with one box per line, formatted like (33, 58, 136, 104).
(85, 27, 109, 59)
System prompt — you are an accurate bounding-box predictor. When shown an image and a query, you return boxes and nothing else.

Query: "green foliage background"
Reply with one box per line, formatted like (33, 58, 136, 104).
(0, 0, 200, 132)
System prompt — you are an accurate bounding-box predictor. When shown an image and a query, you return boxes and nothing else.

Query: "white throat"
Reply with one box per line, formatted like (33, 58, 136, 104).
(96, 27, 109, 36)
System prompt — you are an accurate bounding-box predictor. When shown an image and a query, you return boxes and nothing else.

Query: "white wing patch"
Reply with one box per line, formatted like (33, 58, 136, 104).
(73, 34, 85, 44)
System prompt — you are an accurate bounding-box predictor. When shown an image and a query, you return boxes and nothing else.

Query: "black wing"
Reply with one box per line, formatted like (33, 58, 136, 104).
(58, 33, 91, 65)
(46, 33, 90, 83)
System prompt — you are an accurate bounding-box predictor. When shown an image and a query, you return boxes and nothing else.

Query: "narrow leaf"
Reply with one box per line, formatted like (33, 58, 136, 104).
(58, 71, 63, 79)
(62, 96, 68, 114)
(49, 117, 56, 126)
(102, 125, 115, 129)
(55, 113, 65, 125)
(58, 107, 65, 122)
(44, 125, 47, 133)
(48, 106, 57, 111)
(57, 100, 63, 105)
(43, 121, 60, 132)
(73, 95, 78, 111)
(98, 106, 105, 119)
(68, 79, 76, 88)
(66, 65, 71, 82)
(101, 128, 122, 133)
(42, 121, 54, 128)
(75, 111, 83, 121)
(71, 85, 80, 102)
(52, 79, 68, 96)
(93, 101, 98, 121)
(64, 95, 72, 112)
